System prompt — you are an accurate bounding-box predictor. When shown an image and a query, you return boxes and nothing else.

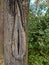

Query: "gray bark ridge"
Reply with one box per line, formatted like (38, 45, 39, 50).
(11, 1, 26, 60)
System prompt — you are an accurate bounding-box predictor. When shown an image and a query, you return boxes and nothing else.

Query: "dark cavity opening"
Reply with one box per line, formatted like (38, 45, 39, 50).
(18, 29, 20, 54)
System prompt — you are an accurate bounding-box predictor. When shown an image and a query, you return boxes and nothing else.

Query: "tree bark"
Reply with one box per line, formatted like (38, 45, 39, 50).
(4, 0, 29, 65)
(0, 0, 4, 58)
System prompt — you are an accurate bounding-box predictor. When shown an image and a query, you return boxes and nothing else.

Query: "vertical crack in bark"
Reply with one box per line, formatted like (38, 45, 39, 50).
(17, 0, 25, 31)
(10, 0, 26, 62)
(18, 29, 20, 54)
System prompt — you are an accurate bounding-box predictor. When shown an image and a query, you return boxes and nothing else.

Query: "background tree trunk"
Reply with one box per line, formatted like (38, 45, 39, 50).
(4, 0, 29, 65)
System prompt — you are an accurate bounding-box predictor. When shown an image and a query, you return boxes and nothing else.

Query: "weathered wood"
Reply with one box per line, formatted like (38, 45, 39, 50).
(4, 0, 29, 65)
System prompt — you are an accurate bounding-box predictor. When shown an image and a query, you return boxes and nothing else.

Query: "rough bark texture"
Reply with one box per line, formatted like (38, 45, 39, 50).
(0, 0, 4, 58)
(4, 0, 29, 65)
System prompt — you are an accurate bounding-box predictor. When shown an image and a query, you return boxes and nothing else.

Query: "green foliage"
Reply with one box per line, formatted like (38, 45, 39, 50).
(28, 13, 49, 65)
(30, 0, 49, 16)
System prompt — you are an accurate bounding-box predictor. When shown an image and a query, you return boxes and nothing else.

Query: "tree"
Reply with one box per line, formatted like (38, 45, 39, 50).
(28, 10, 49, 65)
(0, 0, 4, 58)
(30, 0, 48, 16)
(3, 0, 29, 65)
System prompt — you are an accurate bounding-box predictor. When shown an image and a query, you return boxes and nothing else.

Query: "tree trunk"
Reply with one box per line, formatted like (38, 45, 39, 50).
(4, 0, 29, 65)
(0, 0, 4, 58)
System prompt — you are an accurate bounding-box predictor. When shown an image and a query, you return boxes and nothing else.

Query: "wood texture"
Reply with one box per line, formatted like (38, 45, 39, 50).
(4, 0, 29, 65)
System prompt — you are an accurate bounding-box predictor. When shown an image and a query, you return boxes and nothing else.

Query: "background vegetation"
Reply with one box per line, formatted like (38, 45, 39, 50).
(28, 0, 49, 65)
